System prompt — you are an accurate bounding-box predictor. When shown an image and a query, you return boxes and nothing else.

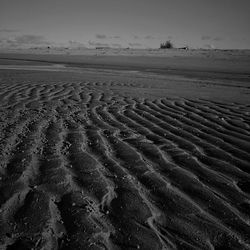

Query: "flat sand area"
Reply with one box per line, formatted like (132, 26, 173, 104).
(0, 50, 250, 249)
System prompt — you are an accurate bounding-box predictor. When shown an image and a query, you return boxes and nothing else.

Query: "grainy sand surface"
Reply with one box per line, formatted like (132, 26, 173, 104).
(0, 51, 250, 249)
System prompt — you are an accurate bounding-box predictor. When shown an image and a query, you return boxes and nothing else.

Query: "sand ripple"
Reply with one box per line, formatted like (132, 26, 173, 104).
(0, 71, 250, 249)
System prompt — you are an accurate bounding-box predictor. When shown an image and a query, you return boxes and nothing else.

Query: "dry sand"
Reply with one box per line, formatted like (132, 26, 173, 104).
(0, 50, 250, 249)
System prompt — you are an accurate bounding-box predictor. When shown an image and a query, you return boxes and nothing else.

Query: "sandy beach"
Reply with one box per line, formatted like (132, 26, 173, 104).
(0, 49, 250, 249)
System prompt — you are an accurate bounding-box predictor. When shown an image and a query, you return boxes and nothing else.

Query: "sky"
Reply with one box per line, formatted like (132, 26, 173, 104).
(0, 0, 250, 49)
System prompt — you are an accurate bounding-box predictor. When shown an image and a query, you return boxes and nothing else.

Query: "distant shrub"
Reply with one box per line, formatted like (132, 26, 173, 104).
(160, 40, 173, 49)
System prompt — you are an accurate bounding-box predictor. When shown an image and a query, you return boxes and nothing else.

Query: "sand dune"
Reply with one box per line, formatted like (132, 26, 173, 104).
(0, 56, 250, 249)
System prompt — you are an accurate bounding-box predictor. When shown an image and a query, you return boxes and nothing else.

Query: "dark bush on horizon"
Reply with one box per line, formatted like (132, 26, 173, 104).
(160, 40, 173, 49)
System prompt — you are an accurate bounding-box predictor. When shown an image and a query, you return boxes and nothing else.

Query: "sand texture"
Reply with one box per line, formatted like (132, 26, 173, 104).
(0, 52, 250, 249)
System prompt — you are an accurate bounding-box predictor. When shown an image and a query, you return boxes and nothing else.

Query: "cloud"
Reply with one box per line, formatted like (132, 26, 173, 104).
(96, 34, 121, 39)
(88, 40, 122, 48)
(201, 35, 223, 42)
(201, 35, 211, 41)
(213, 37, 223, 41)
(133, 35, 159, 40)
(128, 42, 142, 47)
(14, 35, 50, 45)
(0, 28, 19, 33)
(133, 35, 155, 40)
(67, 40, 86, 48)
(0, 38, 17, 48)
(0, 34, 52, 48)
(88, 40, 110, 47)
(111, 43, 122, 48)
(144, 35, 155, 39)
(96, 34, 107, 39)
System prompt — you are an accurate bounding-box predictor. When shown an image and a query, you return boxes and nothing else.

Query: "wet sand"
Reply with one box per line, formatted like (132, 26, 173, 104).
(0, 51, 250, 249)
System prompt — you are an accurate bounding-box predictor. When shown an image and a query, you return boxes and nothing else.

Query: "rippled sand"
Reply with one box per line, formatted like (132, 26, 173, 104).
(0, 52, 250, 249)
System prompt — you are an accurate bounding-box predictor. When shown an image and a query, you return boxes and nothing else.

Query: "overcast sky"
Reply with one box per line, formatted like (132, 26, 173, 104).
(1, 0, 250, 49)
